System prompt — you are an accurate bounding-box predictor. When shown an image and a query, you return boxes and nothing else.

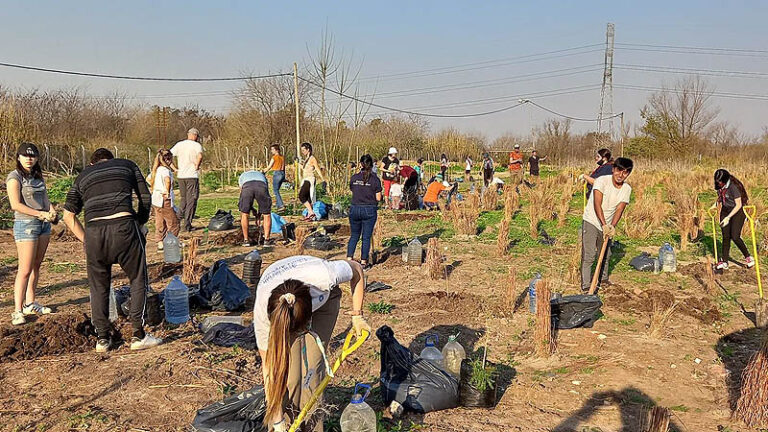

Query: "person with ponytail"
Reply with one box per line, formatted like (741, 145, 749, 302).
(149, 149, 179, 251)
(254, 256, 371, 431)
(347, 154, 382, 268)
(299, 142, 326, 221)
(711, 169, 754, 270)
(580, 148, 614, 198)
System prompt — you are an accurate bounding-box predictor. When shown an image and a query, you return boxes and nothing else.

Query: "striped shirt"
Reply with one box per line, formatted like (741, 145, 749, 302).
(63, 158, 151, 224)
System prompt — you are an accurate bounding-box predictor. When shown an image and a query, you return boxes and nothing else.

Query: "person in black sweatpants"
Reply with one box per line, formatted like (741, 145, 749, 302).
(712, 169, 754, 271)
(63, 148, 162, 352)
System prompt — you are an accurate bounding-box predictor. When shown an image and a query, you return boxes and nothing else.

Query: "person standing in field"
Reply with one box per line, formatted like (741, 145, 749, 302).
(6, 143, 56, 325)
(265, 144, 286, 212)
(238, 170, 273, 247)
(347, 154, 381, 269)
(508, 144, 523, 185)
(299, 142, 325, 221)
(171, 128, 203, 232)
(580, 157, 633, 293)
(62, 148, 162, 352)
(580, 148, 613, 199)
(389, 176, 403, 210)
(149, 149, 180, 252)
(379, 147, 399, 209)
(528, 150, 547, 177)
(464, 156, 473, 182)
(712, 169, 754, 270)
(440, 153, 449, 179)
(482, 152, 495, 189)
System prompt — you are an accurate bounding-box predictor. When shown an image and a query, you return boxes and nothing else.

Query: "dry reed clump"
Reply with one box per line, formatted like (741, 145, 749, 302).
(481, 185, 498, 211)
(502, 186, 519, 221)
(567, 242, 581, 286)
(524, 178, 557, 238)
(372, 219, 384, 251)
(182, 237, 201, 285)
(497, 216, 510, 256)
(735, 331, 768, 428)
(295, 226, 310, 255)
(447, 192, 479, 236)
(705, 256, 717, 294)
(534, 279, 555, 357)
(647, 298, 678, 339)
(641, 406, 671, 432)
(504, 267, 516, 310)
(623, 190, 670, 239)
(426, 237, 443, 280)
(666, 180, 702, 251)
(556, 180, 578, 227)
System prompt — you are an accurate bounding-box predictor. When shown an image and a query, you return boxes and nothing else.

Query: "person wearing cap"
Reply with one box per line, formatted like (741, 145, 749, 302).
(171, 128, 203, 232)
(379, 147, 400, 208)
(238, 170, 273, 247)
(6, 143, 56, 325)
(422, 173, 456, 211)
(508, 144, 524, 185)
(62, 148, 162, 352)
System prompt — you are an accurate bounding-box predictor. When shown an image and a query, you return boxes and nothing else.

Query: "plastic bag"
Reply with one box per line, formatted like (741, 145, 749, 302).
(282, 222, 296, 242)
(377, 325, 459, 413)
(202, 323, 257, 350)
(458, 358, 497, 408)
(270, 213, 286, 234)
(191, 385, 267, 432)
(302, 201, 328, 220)
(366, 281, 392, 293)
(119, 291, 163, 326)
(551, 294, 603, 329)
(630, 252, 655, 272)
(303, 233, 341, 251)
(538, 229, 556, 246)
(208, 210, 235, 232)
(195, 260, 252, 311)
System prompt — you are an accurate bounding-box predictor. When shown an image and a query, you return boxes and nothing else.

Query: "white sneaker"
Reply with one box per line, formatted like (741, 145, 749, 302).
(95, 337, 111, 353)
(745, 256, 756, 268)
(716, 261, 729, 270)
(130, 334, 163, 351)
(11, 311, 25, 326)
(22, 301, 52, 316)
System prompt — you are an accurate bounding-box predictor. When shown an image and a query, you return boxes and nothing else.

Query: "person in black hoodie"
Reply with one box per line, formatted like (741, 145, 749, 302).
(711, 169, 754, 271)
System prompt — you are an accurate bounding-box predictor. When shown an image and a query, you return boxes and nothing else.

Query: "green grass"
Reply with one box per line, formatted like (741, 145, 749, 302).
(367, 301, 395, 314)
(48, 262, 80, 274)
(1, 256, 18, 266)
(669, 404, 690, 412)
(67, 410, 109, 429)
(47, 176, 75, 203)
(195, 196, 240, 219)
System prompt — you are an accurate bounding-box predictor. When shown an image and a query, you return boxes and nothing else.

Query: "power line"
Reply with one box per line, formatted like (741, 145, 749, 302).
(614, 63, 768, 79)
(617, 42, 768, 54)
(0, 61, 291, 82)
(614, 46, 768, 59)
(614, 84, 768, 101)
(522, 100, 622, 122)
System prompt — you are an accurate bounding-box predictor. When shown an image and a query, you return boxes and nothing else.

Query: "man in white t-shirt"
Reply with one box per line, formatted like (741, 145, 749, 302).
(580, 157, 634, 292)
(170, 128, 203, 232)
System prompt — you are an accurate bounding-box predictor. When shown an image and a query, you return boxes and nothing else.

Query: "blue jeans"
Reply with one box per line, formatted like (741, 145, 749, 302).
(347, 205, 378, 262)
(272, 170, 285, 209)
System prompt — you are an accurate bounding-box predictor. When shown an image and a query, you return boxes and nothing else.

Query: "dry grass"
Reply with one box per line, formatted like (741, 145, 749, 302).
(503, 186, 519, 221)
(534, 279, 555, 357)
(295, 226, 310, 255)
(447, 192, 479, 236)
(426, 237, 443, 280)
(372, 219, 384, 250)
(641, 406, 671, 432)
(666, 180, 702, 252)
(524, 178, 557, 238)
(481, 185, 498, 211)
(567, 242, 581, 286)
(556, 180, 578, 228)
(504, 267, 516, 310)
(705, 257, 717, 295)
(648, 299, 678, 340)
(623, 190, 671, 239)
(497, 217, 510, 256)
(182, 237, 201, 285)
(735, 330, 768, 427)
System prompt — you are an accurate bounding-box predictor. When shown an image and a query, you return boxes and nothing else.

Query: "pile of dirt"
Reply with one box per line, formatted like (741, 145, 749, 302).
(400, 291, 482, 317)
(604, 286, 722, 324)
(0, 313, 96, 362)
(149, 262, 184, 281)
(212, 229, 245, 246)
(50, 223, 79, 242)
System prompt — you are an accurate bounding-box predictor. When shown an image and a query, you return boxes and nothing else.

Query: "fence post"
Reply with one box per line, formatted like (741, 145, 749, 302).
(81, 145, 86, 169)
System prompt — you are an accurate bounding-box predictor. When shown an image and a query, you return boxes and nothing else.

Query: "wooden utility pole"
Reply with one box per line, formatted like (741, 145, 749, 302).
(293, 62, 301, 199)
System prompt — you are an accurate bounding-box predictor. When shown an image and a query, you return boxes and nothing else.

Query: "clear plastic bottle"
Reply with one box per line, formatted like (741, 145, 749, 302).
(407, 238, 423, 266)
(442, 334, 466, 377)
(340, 384, 377, 432)
(164, 276, 190, 324)
(163, 232, 182, 263)
(528, 272, 542, 313)
(419, 334, 444, 368)
(242, 249, 262, 287)
(661, 243, 677, 272)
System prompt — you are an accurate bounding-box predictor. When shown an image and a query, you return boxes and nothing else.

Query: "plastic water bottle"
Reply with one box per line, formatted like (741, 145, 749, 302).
(163, 232, 182, 263)
(242, 249, 262, 287)
(653, 258, 661, 274)
(164, 276, 190, 324)
(340, 383, 376, 432)
(661, 243, 677, 272)
(108, 283, 118, 323)
(420, 334, 444, 368)
(407, 238, 423, 266)
(442, 334, 466, 377)
(200, 316, 244, 333)
(529, 272, 542, 313)
(401, 246, 409, 263)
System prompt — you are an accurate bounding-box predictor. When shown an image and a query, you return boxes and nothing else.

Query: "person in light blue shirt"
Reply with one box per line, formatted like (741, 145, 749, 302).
(238, 170, 272, 246)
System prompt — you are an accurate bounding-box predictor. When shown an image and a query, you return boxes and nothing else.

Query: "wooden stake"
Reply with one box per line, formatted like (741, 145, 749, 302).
(588, 237, 610, 295)
(644, 406, 670, 432)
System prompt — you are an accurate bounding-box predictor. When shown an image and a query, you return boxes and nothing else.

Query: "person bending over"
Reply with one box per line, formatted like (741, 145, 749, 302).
(238, 170, 273, 247)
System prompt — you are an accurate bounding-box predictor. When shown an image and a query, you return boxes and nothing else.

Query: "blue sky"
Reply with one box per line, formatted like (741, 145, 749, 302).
(1, 1, 767, 139)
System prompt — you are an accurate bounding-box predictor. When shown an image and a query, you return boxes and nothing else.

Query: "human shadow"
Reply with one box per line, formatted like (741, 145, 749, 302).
(445, 260, 462, 278)
(551, 386, 682, 432)
(715, 326, 764, 413)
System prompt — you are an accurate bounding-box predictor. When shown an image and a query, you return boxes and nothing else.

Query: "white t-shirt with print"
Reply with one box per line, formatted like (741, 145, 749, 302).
(582, 174, 632, 231)
(389, 183, 403, 197)
(170, 139, 203, 179)
(151, 166, 174, 208)
(253, 256, 353, 349)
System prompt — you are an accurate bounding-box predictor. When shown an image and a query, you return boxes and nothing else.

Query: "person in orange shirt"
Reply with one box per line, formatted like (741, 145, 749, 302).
(422, 174, 456, 210)
(508, 143, 524, 185)
(265, 144, 286, 211)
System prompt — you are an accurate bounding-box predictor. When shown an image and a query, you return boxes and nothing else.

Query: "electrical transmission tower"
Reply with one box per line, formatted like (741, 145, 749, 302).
(597, 23, 615, 140)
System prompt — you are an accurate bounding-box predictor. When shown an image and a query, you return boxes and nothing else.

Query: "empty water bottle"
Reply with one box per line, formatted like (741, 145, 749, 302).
(163, 232, 182, 263)
(407, 238, 423, 266)
(401, 246, 409, 263)
(340, 383, 376, 432)
(660, 242, 677, 272)
(442, 334, 466, 377)
(653, 258, 661, 274)
(242, 249, 262, 287)
(200, 315, 244, 333)
(164, 276, 190, 324)
(108, 283, 118, 323)
(529, 272, 542, 313)
(420, 334, 444, 368)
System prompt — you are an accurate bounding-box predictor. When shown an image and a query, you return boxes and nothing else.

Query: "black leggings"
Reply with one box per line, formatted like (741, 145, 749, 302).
(721, 208, 750, 261)
(299, 180, 312, 204)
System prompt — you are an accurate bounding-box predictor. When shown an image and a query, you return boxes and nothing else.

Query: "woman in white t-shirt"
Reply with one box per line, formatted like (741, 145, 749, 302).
(253, 256, 371, 432)
(149, 149, 179, 251)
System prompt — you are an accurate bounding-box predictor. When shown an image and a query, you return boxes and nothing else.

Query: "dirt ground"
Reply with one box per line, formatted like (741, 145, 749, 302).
(0, 205, 765, 431)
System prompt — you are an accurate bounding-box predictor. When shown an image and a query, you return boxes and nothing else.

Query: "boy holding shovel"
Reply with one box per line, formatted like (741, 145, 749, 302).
(581, 157, 634, 293)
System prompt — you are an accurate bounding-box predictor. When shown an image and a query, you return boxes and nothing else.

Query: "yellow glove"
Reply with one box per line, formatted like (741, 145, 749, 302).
(351, 315, 371, 338)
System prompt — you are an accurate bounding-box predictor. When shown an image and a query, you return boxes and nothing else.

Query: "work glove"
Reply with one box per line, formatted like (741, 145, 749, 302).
(578, 174, 586, 182)
(351, 315, 371, 338)
(720, 216, 731, 227)
(272, 419, 287, 432)
(602, 224, 616, 239)
(709, 203, 718, 211)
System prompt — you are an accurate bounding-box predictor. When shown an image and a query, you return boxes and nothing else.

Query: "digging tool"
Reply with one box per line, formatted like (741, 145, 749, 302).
(706, 206, 719, 263)
(582, 181, 587, 210)
(743, 205, 767, 327)
(288, 329, 370, 432)
(588, 236, 610, 295)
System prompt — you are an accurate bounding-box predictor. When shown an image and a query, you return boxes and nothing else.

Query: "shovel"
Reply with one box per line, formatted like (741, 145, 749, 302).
(743, 206, 767, 327)
(588, 236, 610, 295)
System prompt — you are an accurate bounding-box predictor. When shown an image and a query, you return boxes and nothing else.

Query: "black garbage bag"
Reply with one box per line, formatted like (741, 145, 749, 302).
(191, 385, 268, 432)
(630, 252, 656, 272)
(551, 295, 603, 329)
(366, 281, 392, 293)
(202, 323, 257, 350)
(114, 285, 132, 317)
(303, 233, 341, 251)
(377, 325, 459, 413)
(119, 291, 164, 326)
(281, 222, 296, 242)
(208, 210, 235, 232)
(458, 358, 497, 408)
(538, 229, 556, 246)
(195, 260, 252, 311)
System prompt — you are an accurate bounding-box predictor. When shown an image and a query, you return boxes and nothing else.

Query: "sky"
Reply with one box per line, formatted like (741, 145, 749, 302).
(1, 1, 767, 141)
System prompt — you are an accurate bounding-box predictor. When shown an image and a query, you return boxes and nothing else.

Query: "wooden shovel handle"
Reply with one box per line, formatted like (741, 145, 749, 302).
(588, 237, 610, 295)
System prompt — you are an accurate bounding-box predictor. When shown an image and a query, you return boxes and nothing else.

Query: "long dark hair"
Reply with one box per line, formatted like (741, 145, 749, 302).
(597, 148, 613, 165)
(16, 159, 43, 180)
(264, 279, 313, 427)
(301, 142, 313, 167)
(359, 154, 374, 183)
(714, 169, 749, 205)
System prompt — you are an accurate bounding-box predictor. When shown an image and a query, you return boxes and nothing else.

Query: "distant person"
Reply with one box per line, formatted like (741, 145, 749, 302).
(580, 157, 633, 293)
(464, 156, 473, 181)
(440, 153, 449, 179)
(171, 128, 203, 232)
(379, 147, 399, 208)
(712, 169, 754, 270)
(508, 144, 523, 185)
(580, 148, 613, 199)
(264, 144, 286, 212)
(481, 153, 495, 188)
(414, 158, 425, 182)
(389, 176, 403, 210)
(299, 142, 325, 221)
(423, 173, 457, 211)
(347, 154, 382, 268)
(528, 150, 547, 177)
(398, 164, 420, 210)
(238, 170, 273, 247)
(62, 148, 162, 352)
(149, 149, 180, 251)
(6, 143, 56, 325)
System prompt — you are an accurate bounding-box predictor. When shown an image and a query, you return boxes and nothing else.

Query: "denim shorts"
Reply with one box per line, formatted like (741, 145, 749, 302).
(13, 218, 52, 242)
